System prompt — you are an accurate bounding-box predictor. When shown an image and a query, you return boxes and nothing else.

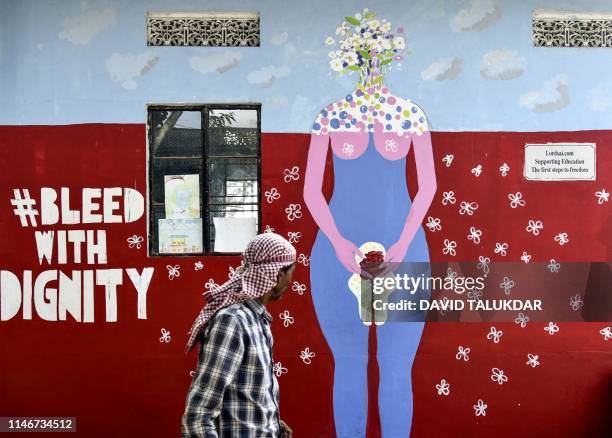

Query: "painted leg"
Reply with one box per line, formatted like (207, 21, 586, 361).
(310, 236, 370, 438)
(376, 321, 424, 438)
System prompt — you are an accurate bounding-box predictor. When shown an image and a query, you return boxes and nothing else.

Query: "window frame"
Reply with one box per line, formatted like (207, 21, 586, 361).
(146, 103, 262, 257)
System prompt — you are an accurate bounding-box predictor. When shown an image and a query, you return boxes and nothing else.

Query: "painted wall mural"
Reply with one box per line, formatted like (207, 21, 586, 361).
(1, 0, 611, 437)
(304, 9, 436, 436)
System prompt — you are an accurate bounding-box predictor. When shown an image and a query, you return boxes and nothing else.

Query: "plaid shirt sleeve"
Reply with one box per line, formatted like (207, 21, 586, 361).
(182, 313, 245, 438)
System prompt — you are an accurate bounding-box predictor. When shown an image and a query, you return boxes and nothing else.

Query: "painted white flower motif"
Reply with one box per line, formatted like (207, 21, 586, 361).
(283, 166, 300, 183)
(500, 276, 515, 295)
(508, 192, 526, 208)
(526, 353, 540, 368)
(442, 154, 454, 167)
(297, 253, 310, 266)
(439, 296, 451, 316)
(265, 187, 280, 203)
(459, 201, 478, 216)
(342, 142, 354, 156)
(526, 220, 544, 236)
(456, 346, 470, 361)
(204, 279, 218, 290)
(285, 203, 302, 221)
(477, 256, 490, 275)
(487, 326, 503, 343)
(446, 267, 458, 281)
(325, 36, 335, 45)
(426, 216, 441, 232)
(300, 347, 316, 364)
(599, 326, 612, 341)
(194, 261, 204, 271)
(515, 312, 529, 328)
(499, 162, 510, 176)
(468, 287, 483, 302)
(264, 225, 275, 233)
(595, 189, 609, 204)
(467, 226, 482, 244)
(548, 259, 561, 273)
(494, 242, 508, 256)
(159, 328, 171, 343)
(385, 139, 398, 152)
(287, 231, 302, 243)
(491, 368, 508, 385)
(127, 234, 144, 249)
(436, 379, 450, 396)
(442, 239, 457, 256)
(521, 251, 531, 264)
(166, 265, 180, 280)
(292, 281, 307, 295)
(228, 266, 239, 279)
(554, 232, 569, 245)
(471, 165, 483, 177)
(273, 362, 288, 377)
(569, 294, 584, 311)
(544, 322, 559, 335)
(330, 58, 344, 72)
(189, 370, 196, 377)
(442, 191, 456, 205)
(474, 399, 488, 417)
(279, 310, 295, 327)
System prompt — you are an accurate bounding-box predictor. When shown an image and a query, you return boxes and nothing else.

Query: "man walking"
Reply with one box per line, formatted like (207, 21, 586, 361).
(182, 232, 296, 437)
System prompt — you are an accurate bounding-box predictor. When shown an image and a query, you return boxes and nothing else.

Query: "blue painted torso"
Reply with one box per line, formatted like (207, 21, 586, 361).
(316, 132, 429, 262)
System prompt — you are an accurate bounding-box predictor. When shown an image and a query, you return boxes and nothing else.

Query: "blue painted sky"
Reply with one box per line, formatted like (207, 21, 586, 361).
(2, 0, 612, 131)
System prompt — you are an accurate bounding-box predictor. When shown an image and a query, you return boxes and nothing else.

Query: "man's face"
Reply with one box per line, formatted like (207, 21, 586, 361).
(270, 264, 296, 301)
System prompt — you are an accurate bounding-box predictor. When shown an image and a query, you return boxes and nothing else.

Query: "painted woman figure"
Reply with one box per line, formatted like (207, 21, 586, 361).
(303, 10, 437, 437)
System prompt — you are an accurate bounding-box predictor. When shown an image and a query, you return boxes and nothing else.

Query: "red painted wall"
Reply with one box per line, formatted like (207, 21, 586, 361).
(0, 125, 610, 437)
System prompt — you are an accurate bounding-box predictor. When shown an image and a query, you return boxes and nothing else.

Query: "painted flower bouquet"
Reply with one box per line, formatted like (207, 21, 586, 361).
(326, 8, 408, 88)
(348, 242, 396, 325)
(359, 250, 386, 278)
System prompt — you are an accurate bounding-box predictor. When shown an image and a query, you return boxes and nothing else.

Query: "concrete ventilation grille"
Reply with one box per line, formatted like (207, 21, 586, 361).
(533, 10, 612, 47)
(147, 11, 260, 47)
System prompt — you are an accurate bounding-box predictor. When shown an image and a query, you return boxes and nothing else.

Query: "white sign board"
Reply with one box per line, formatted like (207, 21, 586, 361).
(524, 143, 596, 181)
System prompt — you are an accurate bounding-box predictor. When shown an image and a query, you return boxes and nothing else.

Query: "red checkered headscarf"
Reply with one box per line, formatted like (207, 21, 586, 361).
(185, 232, 296, 352)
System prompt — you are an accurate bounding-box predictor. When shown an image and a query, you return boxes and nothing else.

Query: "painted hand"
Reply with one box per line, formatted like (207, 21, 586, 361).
(333, 237, 364, 274)
(380, 240, 410, 276)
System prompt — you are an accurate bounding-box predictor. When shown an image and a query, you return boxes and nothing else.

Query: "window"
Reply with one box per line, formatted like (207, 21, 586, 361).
(147, 11, 261, 47)
(533, 10, 612, 48)
(147, 104, 261, 256)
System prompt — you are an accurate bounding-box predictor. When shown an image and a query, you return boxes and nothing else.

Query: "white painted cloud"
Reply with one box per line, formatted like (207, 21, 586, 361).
(247, 65, 291, 87)
(189, 52, 242, 74)
(480, 49, 526, 80)
(421, 57, 462, 81)
(105, 52, 159, 90)
(271, 32, 289, 45)
(520, 74, 569, 113)
(588, 83, 612, 112)
(58, 6, 117, 45)
(450, 0, 500, 32)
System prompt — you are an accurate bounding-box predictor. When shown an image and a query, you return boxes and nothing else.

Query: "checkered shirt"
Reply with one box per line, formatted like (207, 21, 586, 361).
(182, 299, 281, 437)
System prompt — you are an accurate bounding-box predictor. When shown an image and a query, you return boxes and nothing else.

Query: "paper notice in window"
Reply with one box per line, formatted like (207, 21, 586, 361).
(524, 143, 596, 181)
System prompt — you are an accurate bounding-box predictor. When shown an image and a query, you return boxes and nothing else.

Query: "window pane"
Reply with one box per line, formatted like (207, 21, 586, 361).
(207, 157, 258, 251)
(208, 109, 258, 157)
(150, 110, 202, 157)
(151, 204, 204, 255)
(151, 158, 203, 205)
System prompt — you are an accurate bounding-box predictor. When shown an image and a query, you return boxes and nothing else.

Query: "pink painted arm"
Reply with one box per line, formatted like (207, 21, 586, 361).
(386, 130, 437, 262)
(303, 133, 363, 273)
